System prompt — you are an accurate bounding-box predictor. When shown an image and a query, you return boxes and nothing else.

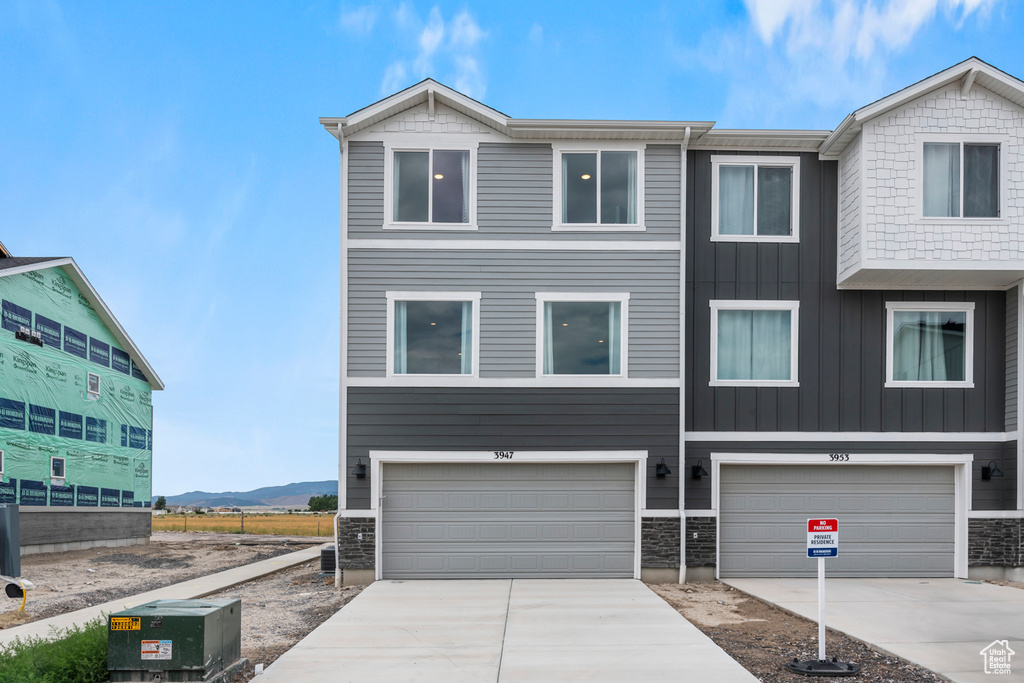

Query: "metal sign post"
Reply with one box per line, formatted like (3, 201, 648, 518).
(785, 518, 861, 677)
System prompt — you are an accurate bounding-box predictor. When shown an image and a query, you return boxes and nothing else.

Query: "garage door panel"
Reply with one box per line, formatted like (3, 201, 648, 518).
(382, 462, 635, 579)
(720, 465, 955, 578)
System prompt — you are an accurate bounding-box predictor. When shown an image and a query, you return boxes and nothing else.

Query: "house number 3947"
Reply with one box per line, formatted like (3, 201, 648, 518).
(494, 451, 514, 459)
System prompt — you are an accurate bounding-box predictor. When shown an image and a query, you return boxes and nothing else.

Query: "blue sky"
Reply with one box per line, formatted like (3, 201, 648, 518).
(2, 0, 1021, 496)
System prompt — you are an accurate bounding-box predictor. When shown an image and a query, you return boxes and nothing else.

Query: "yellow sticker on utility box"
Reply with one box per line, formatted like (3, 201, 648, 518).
(110, 617, 141, 631)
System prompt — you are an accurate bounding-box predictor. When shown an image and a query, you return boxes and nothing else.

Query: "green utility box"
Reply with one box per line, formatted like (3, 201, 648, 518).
(108, 599, 247, 682)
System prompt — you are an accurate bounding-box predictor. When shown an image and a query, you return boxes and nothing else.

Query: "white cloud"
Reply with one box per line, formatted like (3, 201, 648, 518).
(528, 23, 544, 45)
(380, 6, 488, 98)
(340, 5, 377, 34)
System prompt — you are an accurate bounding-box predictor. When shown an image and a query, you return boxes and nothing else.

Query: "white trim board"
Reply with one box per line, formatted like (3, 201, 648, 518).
(347, 377, 680, 388)
(347, 239, 682, 251)
(685, 431, 1013, 443)
(367, 450, 648, 581)
(709, 453, 972, 580)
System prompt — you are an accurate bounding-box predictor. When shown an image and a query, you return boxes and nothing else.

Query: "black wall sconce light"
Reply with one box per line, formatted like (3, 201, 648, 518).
(691, 459, 708, 480)
(981, 460, 1005, 481)
(655, 459, 671, 479)
(351, 458, 367, 479)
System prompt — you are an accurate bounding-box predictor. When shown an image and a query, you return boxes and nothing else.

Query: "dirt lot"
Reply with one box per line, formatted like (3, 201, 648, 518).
(649, 582, 944, 682)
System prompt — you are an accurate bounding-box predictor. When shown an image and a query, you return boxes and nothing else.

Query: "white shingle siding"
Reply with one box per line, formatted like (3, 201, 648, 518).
(372, 103, 492, 135)
(838, 134, 861, 279)
(860, 85, 1024, 264)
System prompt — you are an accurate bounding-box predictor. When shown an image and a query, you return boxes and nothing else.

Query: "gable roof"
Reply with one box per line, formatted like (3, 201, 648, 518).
(0, 257, 164, 391)
(320, 79, 715, 142)
(820, 57, 1024, 158)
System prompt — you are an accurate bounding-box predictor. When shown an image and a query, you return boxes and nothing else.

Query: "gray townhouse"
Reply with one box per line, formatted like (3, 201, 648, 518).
(322, 57, 1023, 585)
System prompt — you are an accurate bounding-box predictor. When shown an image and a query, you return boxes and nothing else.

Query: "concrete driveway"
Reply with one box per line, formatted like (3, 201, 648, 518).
(258, 579, 756, 682)
(724, 578, 1024, 683)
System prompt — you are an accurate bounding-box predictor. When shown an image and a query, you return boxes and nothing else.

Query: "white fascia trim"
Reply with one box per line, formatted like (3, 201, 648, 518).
(348, 239, 682, 251)
(710, 155, 800, 244)
(685, 431, 1013, 443)
(710, 452, 972, 579)
(385, 291, 482, 378)
(552, 143, 646, 232)
(885, 301, 975, 388)
(368, 449, 649, 581)
(534, 292, 630, 379)
(347, 377, 680, 388)
(968, 510, 1024, 519)
(383, 141, 479, 231)
(709, 300, 799, 387)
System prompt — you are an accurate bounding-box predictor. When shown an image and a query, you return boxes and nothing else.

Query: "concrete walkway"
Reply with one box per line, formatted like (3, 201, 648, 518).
(724, 578, 1024, 683)
(0, 544, 325, 646)
(257, 579, 756, 682)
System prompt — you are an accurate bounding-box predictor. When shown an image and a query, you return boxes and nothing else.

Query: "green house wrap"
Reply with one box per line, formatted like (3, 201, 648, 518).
(0, 262, 161, 508)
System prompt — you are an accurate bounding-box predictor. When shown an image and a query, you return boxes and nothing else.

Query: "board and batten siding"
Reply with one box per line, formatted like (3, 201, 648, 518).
(1006, 285, 1018, 432)
(348, 249, 680, 378)
(345, 388, 680, 510)
(687, 150, 1007, 434)
(347, 141, 681, 240)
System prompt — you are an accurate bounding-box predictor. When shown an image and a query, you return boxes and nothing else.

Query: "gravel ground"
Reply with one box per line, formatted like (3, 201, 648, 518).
(649, 582, 944, 682)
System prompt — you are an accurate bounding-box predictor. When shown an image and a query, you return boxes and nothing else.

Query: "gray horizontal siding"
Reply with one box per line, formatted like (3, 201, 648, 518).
(348, 249, 680, 378)
(684, 441, 1017, 512)
(347, 142, 680, 239)
(687, 150, 1007, 434)
(346, 388, 680, 510)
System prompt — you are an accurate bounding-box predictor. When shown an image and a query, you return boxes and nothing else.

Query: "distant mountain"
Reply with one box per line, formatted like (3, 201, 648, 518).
(162, 480, 338, 508)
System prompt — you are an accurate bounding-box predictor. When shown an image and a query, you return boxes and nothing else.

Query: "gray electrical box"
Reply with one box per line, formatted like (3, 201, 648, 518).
(0, 503, 19, 578)
(108, 599, 246, 682)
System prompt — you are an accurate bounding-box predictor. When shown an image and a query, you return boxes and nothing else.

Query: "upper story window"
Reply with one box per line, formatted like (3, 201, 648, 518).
(386, 291, 480, 376)
(710, 300, 799, 386)
(536, 293, 629, 376)
(554, 146, 643, 231)
(922, 141, 1000, 218)
(886, 302, 974, 388)
(387, 147, 475, 229)
(711, 156, 799, 242)
(50, 455, 65, 482)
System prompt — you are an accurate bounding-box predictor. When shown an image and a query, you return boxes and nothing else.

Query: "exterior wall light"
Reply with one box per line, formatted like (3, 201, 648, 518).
(691, 459, 709, 480)
(981, 461, 1005, 480)
(655, 459, 671, 479)
(351, 459, 367, 479)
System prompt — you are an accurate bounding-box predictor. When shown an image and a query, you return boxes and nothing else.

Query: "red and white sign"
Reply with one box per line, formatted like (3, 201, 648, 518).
(807, 518, 839, 557)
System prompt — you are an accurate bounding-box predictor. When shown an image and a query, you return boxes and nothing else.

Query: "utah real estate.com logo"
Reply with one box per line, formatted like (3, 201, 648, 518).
(980, 640, 1015, 675)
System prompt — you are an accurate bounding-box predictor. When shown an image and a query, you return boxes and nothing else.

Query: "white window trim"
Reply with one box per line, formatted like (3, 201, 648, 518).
(385, 291, 482, 379)
(885, 301, 975, 388)
(368, 450, 648, 581)
(384, 141, 478, 231)
(553, 143, 645, 232)
(50, 455, 66, 484)
(709, 453, 972, 579)
(710, 155, 800, 243)
(915, 134, 1009, 224)
(87, 372, 101, 397)
(534, 292, 630, 378)
(709, 300, 800, 387)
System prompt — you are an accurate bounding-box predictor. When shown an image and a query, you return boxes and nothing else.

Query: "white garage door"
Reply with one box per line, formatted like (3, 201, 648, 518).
(719, 465, 955, 578)
(381, 462, 635, 579)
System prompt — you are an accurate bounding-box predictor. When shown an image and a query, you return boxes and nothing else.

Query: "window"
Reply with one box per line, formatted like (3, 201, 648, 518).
(388, 148, 473, 228)
(536, 293, 629, 376)
(555, 147, 643, 230)
(710, 301, 799, 386)
(87, 372, 100, 398)
(50, 456, 65, 481)
(0, 449, 4, 478)
(922, 141, 1000, 218)
(711, 156, 799, 241)
(886, 302, 974, 387)
(387, 292, 480, 376)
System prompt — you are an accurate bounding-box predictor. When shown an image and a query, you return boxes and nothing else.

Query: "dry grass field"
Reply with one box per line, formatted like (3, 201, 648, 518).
(152, 513, 334, 536)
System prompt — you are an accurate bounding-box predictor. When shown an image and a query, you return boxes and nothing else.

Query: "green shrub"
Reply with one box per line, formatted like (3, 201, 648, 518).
(0, 617, 108, 683)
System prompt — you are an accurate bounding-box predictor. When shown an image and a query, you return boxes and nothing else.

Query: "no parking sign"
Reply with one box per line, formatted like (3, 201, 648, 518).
(806, 518, 839, 558)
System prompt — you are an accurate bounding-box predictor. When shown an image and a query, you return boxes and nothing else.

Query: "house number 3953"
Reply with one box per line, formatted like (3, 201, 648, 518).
(829, 453, 850, 462)
(494, 451, 514, 459)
